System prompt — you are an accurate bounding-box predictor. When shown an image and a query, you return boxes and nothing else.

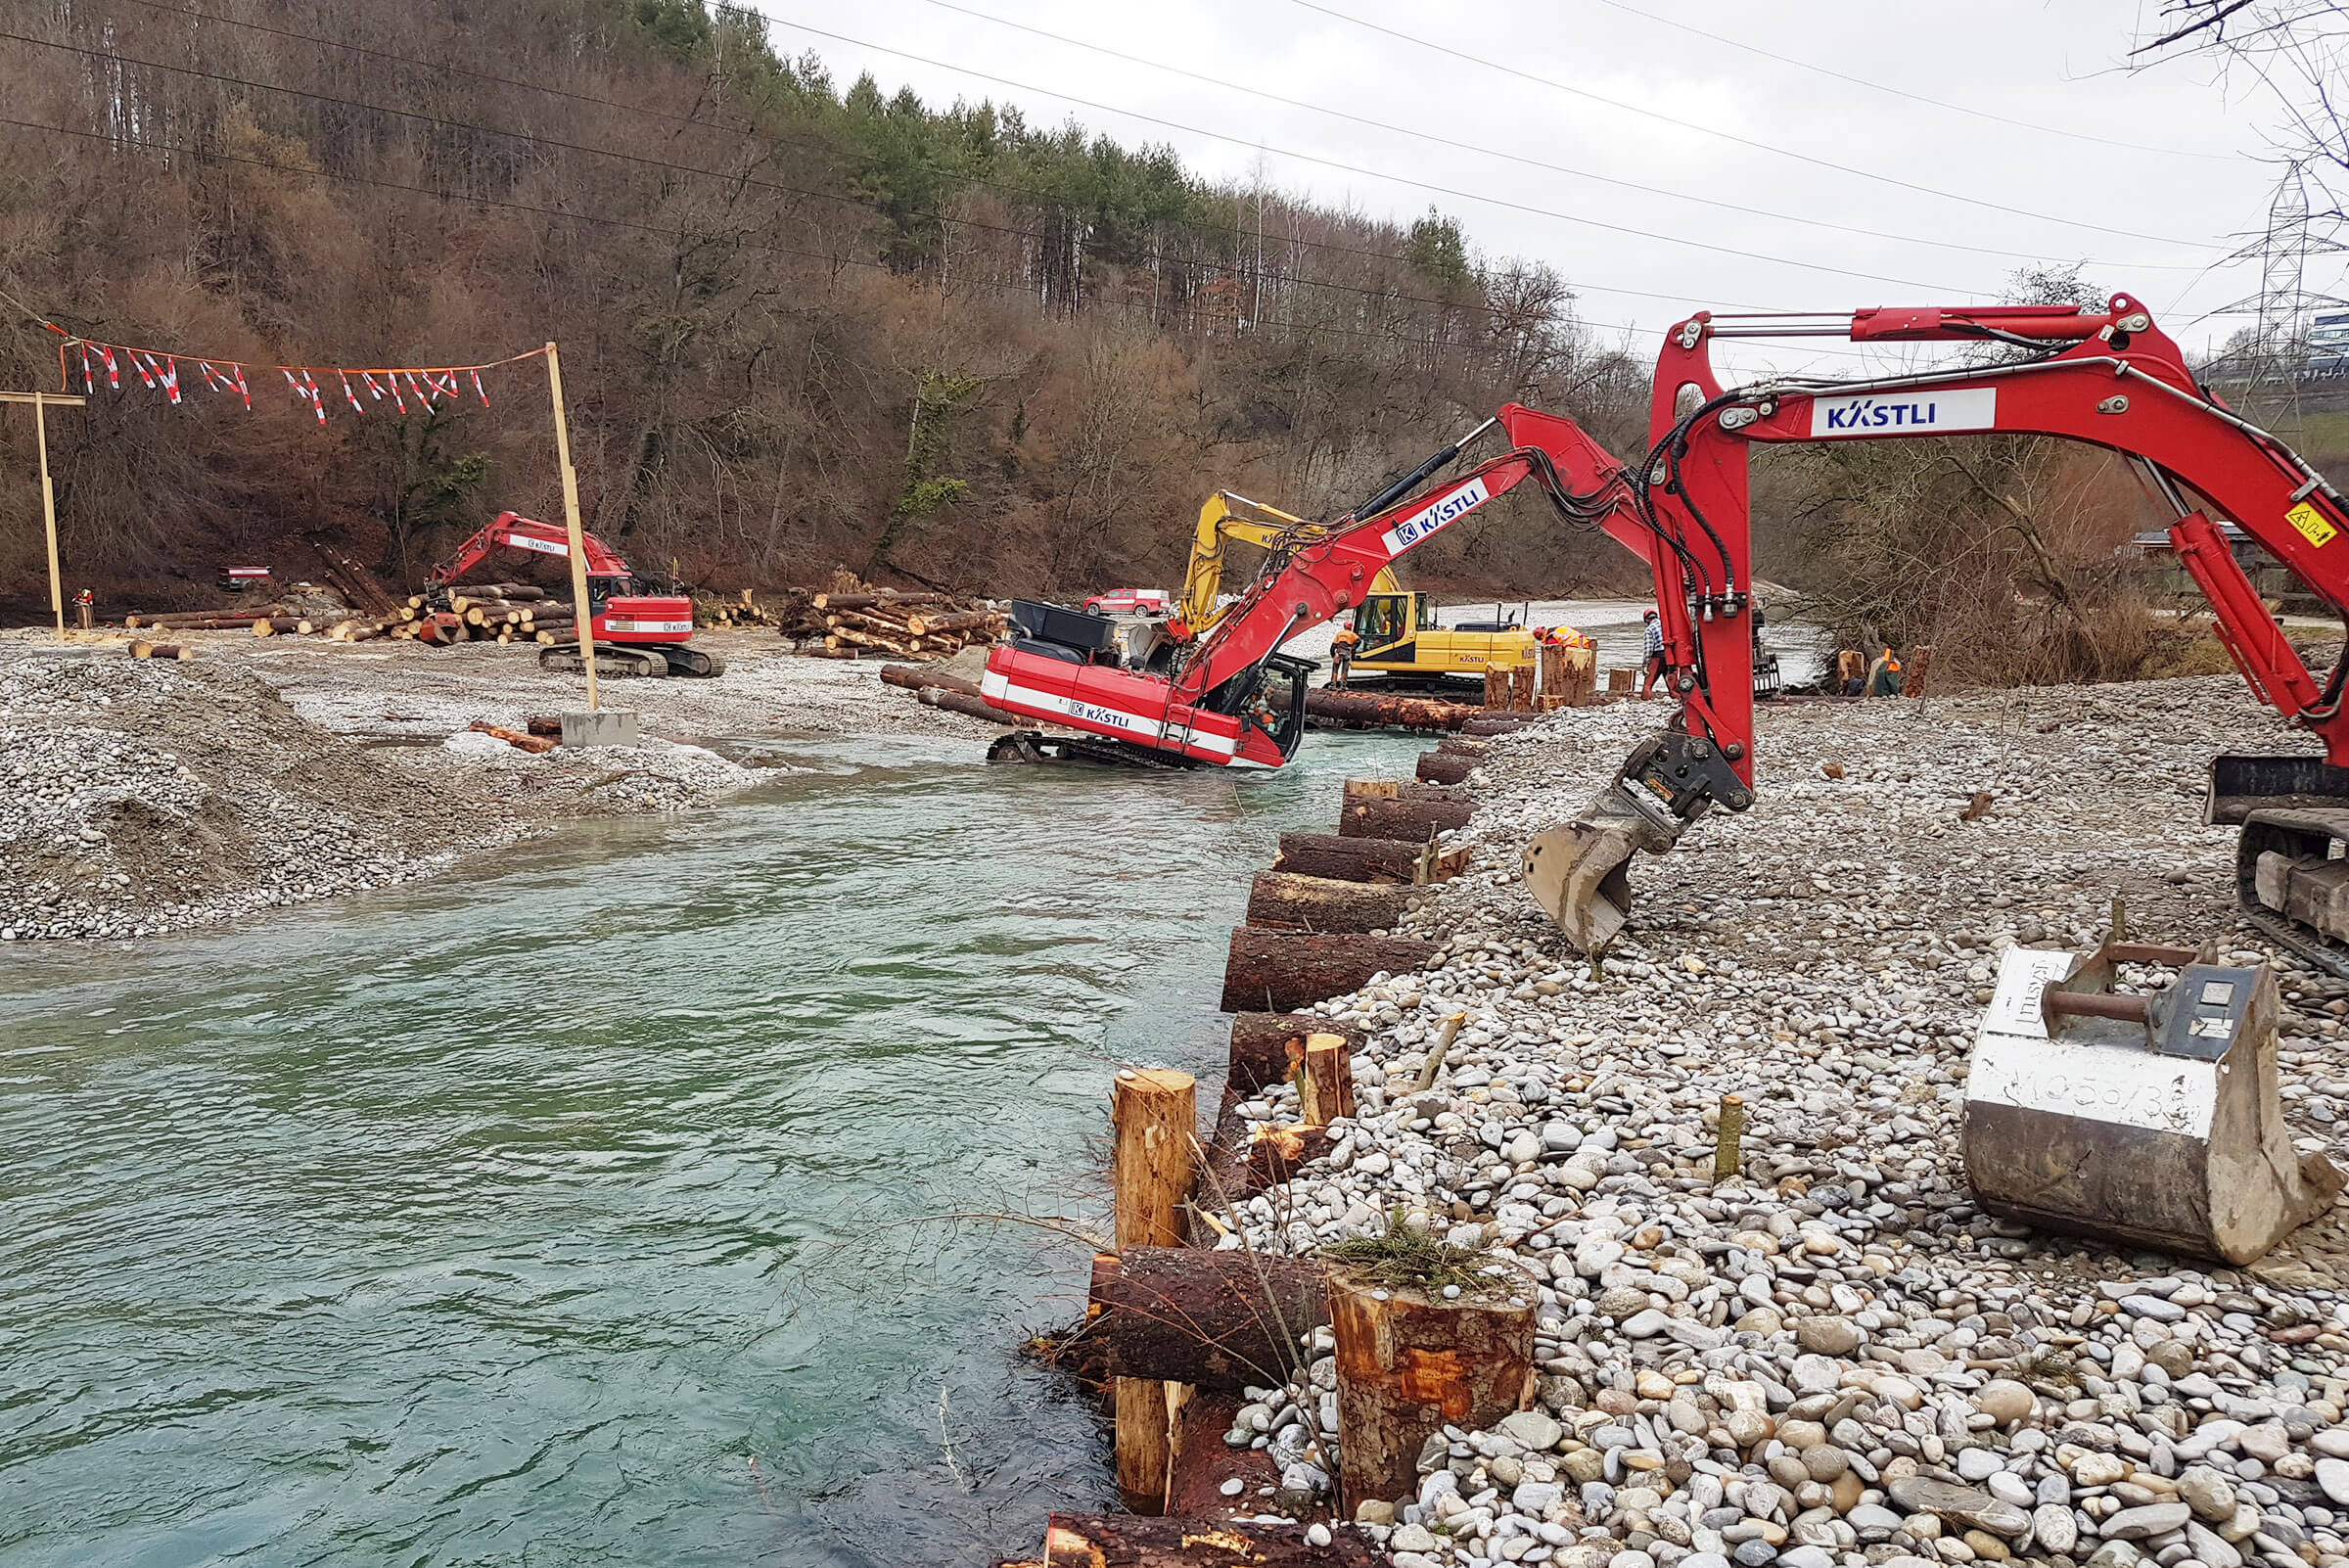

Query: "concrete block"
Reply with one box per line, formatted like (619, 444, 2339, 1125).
(561, 710, 639, 749)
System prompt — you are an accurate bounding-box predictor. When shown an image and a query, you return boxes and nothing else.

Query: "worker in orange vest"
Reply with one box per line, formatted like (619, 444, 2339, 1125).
(1329, 623, 1360, 688)
(74, 587, 94, 630)
(1865, 645, 1904, 698)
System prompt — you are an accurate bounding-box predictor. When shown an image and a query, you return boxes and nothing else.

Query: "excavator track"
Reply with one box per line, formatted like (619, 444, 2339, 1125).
(538, 643, 669, 678)
(659, 645, 727, 678)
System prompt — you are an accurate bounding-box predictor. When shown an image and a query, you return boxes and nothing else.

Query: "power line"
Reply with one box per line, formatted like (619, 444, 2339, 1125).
(0, 110, 1681, 372)
(1277, 0, 2222, 252)
(755, 16, 1999, 295)
(902, 0, 2215, 272)
(59, 4, 1873, 322)
(1585, 0, 2237, 163)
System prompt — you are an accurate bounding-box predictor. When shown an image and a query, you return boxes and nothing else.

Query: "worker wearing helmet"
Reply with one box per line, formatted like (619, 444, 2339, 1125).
(1638, 608, 1666, 698)
(1329, 623, 1360, 688)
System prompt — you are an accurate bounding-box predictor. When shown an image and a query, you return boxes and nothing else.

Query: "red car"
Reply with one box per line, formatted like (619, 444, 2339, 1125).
(1082, 587, 1171, 616)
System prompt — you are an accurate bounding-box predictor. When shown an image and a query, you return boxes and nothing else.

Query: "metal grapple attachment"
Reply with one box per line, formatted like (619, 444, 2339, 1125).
(1522, 730, 1753, 952)
(1963, 940, 2344, 1265)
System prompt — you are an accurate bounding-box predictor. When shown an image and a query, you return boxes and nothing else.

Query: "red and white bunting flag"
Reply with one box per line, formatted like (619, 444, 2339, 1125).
(131, 351, 159, 391)
(340, 371, 363, 413)
(159, 355, 181, 405)
(97, 345, 119, 390)
(471, 369, 489, 408)
(407, 370, 434, 406)
(231, 363, 251, 410)
(301, 370, 327, 424)
(78, 343, 94, 393)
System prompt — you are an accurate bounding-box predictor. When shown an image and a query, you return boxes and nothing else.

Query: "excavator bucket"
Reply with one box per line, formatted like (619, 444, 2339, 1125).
(1962, 940, 2344, 1265)
(1522, 730, 1752, 952)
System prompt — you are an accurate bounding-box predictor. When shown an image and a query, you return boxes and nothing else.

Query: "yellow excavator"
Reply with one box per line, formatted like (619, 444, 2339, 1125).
(1178, 490, 1540, 683)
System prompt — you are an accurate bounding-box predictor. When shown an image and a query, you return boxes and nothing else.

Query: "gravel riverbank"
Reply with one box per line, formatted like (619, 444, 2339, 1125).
(0, 629, 985, 941)
(1216, 675, 2349, 1568)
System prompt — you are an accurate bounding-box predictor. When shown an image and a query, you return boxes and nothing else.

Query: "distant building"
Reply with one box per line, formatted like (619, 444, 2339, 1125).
(2311, 310, 2349, 379)
(2124, 521, 2306, 604)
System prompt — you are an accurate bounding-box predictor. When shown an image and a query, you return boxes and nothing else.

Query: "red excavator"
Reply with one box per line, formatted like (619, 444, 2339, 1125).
(428, 511, 723, 677)
(982, 292, 2349, 973)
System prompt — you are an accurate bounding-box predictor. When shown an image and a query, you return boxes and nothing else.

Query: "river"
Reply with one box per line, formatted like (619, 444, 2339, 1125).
(0, 726, 1428, 1567)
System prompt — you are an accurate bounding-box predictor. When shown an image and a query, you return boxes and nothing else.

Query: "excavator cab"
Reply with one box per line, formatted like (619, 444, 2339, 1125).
(1207, 654, 1312, 764)
(1351, 592, 1428, 660)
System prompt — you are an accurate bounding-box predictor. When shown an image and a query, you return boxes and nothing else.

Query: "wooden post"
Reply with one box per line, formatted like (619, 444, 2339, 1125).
(1299, 1033, 1355, 1125)
(543, 343, 597, 711)
(1715, 1093, 1745, 1181)
(1112, 1067, 1195, 1515)
(1328, 1258, 1539, 1513)
(3, 392, 84, 643)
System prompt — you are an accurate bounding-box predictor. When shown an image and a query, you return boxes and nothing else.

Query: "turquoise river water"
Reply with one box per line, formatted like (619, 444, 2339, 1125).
(0, 727, 1427, 1567)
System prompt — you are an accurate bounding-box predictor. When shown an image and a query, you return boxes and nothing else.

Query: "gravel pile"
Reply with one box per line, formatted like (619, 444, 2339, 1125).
(0, 653, 763, 941)
(1212, 675, 2349, 1568)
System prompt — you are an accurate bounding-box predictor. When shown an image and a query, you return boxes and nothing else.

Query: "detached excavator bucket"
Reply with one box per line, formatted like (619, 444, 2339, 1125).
(1522, 730, 1751, 952)
(1963, 941, 2344, 1265)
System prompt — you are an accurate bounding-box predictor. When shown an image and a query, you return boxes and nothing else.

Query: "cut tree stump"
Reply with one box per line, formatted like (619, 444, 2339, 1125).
(1298, 1034, 1355, 1125)
(1339, 796, 1471, 841)
(1086, 1248, 1327, 1392)
(1219, 930, 1438, 1013)
(1435, 736, 1490, 757)
(1246, 1124, 1334, 1188)
(1243, 872, 1408, 935)
(1227, 1013, 1364, 1095)
(999, 1512, 1378, 1567)
(1328, 1260, 1540, 1512)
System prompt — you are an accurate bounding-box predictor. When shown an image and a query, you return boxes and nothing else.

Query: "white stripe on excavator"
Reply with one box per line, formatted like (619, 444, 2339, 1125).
(1969, 946, 2215, 1137)
(981, 671, 1238, 758)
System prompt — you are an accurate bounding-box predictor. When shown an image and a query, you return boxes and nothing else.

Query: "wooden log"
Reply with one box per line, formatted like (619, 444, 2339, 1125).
(1416, 751, 1474, 785)
(252, 616, 300, 636)
(1329, 1258, 1540, 1512)
(1484, 667, 1507, 709)
(1244, 871, 1408, 935)
(915, 686, 1023, 726)
(904, 609, 997, 636)
(127, 641, 191, 660)
(1435, 736, 1489, 758)
(1459, 713, 1541, 736)
(1246, 1123, 1334, 1187)
(468, 720, 558, 754)
(1341, 776, 1400, 801)
(1006, 1512, 1378, 1568)
(1228, 1013, 1364, 1095)
(1220, 929, 1438, 1013)
(830, 625, 920, 655)
(879, 663, 987, 699)
(1270, 832, 1421, 885)
(1086, 1248, 1327, 1393)
(1509, 664, 1536, 711)
(1303, 687, 1477, 731)
(127, 604, 288, 627)
(811, 590, 952, 611)
(1112, 1067, 1195, 1516)
(1339, 796, 1471, 841)
(1300, 1034, 1355, 1125)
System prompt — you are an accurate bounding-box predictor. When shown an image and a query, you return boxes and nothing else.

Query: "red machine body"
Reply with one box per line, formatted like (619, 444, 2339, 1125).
(429, 511, 694, 649)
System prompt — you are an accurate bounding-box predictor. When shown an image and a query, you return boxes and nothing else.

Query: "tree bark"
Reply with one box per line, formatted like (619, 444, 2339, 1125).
(1270, 832, 1421, 885)
(1338, 796, 1471, 841)
(1328, 1261, 1540, 1512)
(1244, 871, 1409, 934)
(1436, 736, 1489, 757)
(1087, 1248, 1326, 1392)
(1304, 687, 1478, 730)
(1001, 1513, 1378, 1567)
(916, 686, 1023, 725)
(1220, 929, 1437, 1014)
(1247, 1123, 1334, 1188)
(1416, 751, 1473, 786)
(1113, 1068, 1195, 1515)
(1228, 1013, 1364, 1096)
(881, 663, 986, 698)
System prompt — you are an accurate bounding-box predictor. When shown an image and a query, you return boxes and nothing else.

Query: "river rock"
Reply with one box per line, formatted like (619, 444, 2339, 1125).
(2177, 1467, 2235, 1520)
(2099, 1501, 2191, 1540)
(1792, 1315, 1861, 1356)
(2033, 1502, 2079, 1554)
(2315, 1456, 2349, 1506)
(1971, 1379, 2035, 1425)
(1501, 1410, 1564, 1452)
(1886, 1476, 2029, 1538)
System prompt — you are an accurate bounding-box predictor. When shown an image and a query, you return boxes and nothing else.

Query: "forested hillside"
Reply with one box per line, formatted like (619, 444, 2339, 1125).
(0, 0, 1647, 609)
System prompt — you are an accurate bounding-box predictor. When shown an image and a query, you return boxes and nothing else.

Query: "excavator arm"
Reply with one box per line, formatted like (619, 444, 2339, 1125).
(1177, 490, 1400, 633)
(427, 511, 635, 586)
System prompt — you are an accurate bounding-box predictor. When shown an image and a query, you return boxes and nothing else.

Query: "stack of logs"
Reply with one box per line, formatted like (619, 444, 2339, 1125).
(695, 589, 784, 629)
(1003, 746, 1536, 1565)
(805, 589, 1004, 659)
(123, 601, 359, 639)
(347, 583, 577, 647)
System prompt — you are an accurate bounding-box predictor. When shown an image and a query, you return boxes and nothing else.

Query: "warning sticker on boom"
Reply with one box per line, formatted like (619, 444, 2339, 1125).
(2287, 500, 2338, 549)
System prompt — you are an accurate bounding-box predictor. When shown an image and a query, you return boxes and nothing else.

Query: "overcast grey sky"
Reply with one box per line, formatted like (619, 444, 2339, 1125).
(746, 0, 2318, 384)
